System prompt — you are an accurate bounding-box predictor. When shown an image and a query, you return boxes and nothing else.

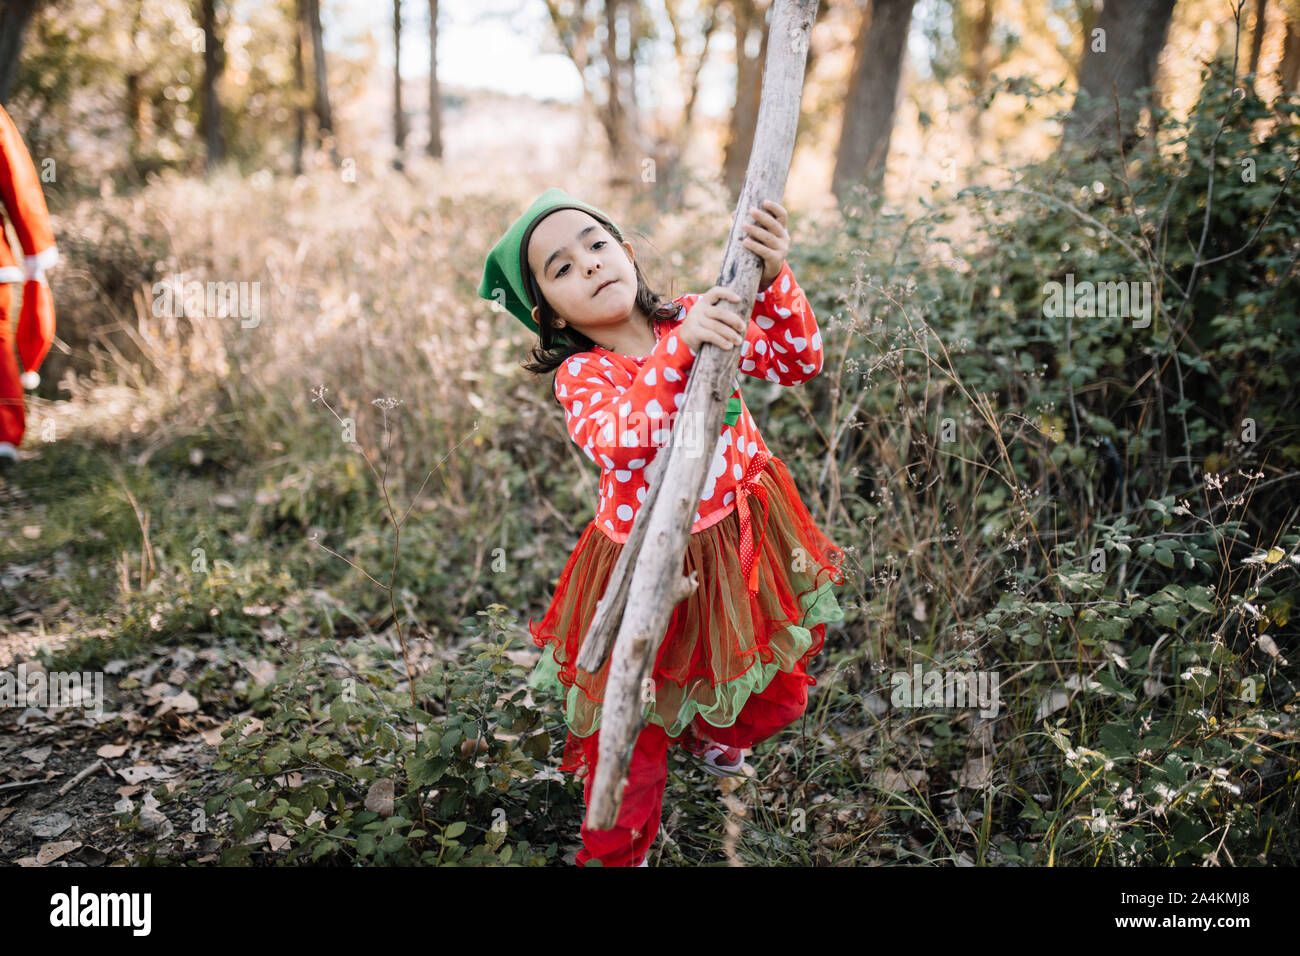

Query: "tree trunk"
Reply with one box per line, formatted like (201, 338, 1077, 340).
(0, 0, 40, 106)
(1247, 0, 1267, 81)
(393, 0, 405, 170)
(200, 0, 226, 171)
(1282, 14, 1300, 92)
(965, 0, 995, 165)
(305, 0, 338, 165)
(638, 0, 722, 212)
(125, 70, 142, 150)
(125, 0, 148, 160)
(600, 0, 635, 188)
(293, 0, 306, 174)
(722, 0, 769, 200)
(665, 0, 721, 136)
(541, 0, 640, 181)
(576, 0, 819, 832)
(426, 0, 442, 158)
(831, 0, 916, 206)
(1062, 0, 1177, 155)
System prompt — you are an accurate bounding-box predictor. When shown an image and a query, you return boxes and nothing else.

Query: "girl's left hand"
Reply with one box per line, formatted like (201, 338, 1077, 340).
(738, 199, 790, 290)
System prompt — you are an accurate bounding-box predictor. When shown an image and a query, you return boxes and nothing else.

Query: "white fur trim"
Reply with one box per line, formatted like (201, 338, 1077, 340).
(0, 266, 24, 284)
(25, 246, 59, 282)
(20, 370, 39, 389)
(0, 441, 16, 460)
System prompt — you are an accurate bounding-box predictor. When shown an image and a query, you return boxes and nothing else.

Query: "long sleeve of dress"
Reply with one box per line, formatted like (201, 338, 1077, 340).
(738, 260, 823, 386)
(554, 323, 697, 472)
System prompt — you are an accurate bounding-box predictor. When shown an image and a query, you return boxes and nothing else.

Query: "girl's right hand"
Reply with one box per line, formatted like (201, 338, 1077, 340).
(679, 285, 747, 354)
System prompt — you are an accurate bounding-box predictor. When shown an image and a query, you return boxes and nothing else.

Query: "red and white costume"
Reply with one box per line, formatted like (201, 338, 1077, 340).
(0, 103, 59, 459)
(529, 260, 848, 867)
(555, 259, 825, 545)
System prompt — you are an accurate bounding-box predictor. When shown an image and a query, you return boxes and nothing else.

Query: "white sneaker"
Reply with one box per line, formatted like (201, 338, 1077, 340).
(681, 725, 746, 777)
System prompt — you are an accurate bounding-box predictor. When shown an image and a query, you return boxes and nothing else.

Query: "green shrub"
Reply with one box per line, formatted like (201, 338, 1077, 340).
(204, 604, 579, 865)
(785, 54, 1299, 865)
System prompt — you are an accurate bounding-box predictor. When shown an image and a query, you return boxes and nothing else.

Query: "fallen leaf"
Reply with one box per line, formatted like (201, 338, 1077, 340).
(123, 712, 149, 734)
(139, 807, 172, 837)
(142, 682, 177, 702)
(21, 745, 52, 764)
(96, 743, 130, 759)
(36, 840, 81, 865)
(155, 690, 199, 715)
(117, 765, 165, 784)
(958, 753, 994, 789)
(73, 846, 108, 866)
(242, 660, 277, 686)
(717, 763, 755, 795)
(364, 778, 394, 818)
(29, 811, 73, 838)
(1035, 689, 1071, 722)
(15, 707, 49, 725)
(268, 833, 291, 851)
(870, 768, 928, 793)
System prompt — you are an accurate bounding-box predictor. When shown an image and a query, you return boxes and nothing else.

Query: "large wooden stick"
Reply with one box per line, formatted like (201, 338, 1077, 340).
(580, 0, 818, 832)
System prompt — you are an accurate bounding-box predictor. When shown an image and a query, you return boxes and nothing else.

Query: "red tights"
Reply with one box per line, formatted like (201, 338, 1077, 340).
(573, 628, 820, 867)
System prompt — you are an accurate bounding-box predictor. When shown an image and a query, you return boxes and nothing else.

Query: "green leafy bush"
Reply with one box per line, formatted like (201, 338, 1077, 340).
(205, 605, 579, 865)
(784, 54, 1300, 865)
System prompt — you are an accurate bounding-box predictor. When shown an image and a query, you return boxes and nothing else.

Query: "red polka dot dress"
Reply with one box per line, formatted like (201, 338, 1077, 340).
(528, 259, 849, 782)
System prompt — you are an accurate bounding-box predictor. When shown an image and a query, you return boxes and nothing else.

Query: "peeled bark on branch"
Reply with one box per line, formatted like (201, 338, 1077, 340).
(576, 0, 818, 833)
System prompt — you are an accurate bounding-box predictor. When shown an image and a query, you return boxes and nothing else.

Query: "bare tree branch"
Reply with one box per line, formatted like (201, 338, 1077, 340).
(577, 0, 820, 832)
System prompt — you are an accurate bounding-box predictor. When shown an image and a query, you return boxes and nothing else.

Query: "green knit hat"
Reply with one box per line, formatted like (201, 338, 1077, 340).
(478, 187, 623, 335)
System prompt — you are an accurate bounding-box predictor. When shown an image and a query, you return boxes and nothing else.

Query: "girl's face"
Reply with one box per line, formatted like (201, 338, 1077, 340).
(526, 208, 639, 339)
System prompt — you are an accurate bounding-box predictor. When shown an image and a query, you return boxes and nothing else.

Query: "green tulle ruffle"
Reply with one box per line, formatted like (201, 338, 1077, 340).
(527, 575, 844, 740)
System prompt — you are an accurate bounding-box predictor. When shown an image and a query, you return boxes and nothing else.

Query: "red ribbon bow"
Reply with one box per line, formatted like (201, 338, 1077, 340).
(737, 450, 772, 595)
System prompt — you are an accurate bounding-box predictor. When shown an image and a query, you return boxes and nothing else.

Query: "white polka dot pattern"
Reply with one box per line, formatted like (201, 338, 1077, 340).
(553, 262, 824, 543)
(675, 260, 823, 387)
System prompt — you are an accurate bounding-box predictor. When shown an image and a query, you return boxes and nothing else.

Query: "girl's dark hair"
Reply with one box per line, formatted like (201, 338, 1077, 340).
(520, 209, 683, 376)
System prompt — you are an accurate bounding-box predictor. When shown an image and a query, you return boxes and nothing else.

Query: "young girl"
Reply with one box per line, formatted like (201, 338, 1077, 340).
(478, 187, 848, 867)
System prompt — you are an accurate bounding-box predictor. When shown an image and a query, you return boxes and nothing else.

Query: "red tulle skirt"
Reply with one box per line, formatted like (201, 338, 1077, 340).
(527, 454, 848, 778)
